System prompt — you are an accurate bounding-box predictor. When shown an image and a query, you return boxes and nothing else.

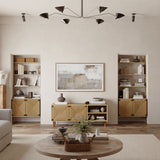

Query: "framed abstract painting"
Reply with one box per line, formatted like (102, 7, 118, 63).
(55, 63, 104, 92)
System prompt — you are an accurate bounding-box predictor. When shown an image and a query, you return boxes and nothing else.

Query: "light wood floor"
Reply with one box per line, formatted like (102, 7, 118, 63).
(12, 122, 160, 140)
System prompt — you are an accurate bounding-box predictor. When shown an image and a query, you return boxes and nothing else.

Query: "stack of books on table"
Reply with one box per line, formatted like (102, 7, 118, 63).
(88, 133, 109, 144)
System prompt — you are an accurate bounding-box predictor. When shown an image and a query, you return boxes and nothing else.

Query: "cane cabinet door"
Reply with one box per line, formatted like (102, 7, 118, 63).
(119, 99, 132, 116)
(12, 99, 26, 116)
(26, 99, 40, 116)
(52, 105, 69, 121)
(69, 104, 87, 121)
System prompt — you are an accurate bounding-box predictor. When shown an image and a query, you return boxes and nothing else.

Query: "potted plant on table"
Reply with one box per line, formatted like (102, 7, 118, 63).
(73, 119, 92, 143)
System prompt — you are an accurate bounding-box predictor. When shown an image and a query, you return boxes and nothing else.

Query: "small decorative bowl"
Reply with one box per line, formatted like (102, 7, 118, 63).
(58, 127, 67, 135)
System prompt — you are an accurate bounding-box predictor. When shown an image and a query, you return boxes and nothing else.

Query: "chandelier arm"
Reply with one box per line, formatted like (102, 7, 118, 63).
(85, 13, 115, 18)
(85, 7, 98, 17)
(65, 8, 80, 17)
(50, 12, 80, 18)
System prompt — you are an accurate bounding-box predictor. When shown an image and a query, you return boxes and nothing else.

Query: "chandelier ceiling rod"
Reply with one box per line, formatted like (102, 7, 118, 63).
(81, 0, 83, 17)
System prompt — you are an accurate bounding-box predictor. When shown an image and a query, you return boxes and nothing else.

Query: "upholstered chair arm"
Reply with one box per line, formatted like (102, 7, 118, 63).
(0, 109, 12, 122)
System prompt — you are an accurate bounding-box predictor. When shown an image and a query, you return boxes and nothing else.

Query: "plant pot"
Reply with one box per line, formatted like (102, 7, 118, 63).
(79, 133, 89, 143)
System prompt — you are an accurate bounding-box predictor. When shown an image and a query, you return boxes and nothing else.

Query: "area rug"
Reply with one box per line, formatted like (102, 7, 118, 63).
(0, 134, 160, 160)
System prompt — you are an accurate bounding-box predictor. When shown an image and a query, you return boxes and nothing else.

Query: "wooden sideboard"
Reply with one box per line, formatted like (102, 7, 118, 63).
(51, 103, 108, 127)
(12, 99, 40, 117)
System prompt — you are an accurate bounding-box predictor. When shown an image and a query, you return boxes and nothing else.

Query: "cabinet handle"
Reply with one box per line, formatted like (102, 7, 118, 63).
(68, 106, 71, 108)
(68, 119, 71, 121)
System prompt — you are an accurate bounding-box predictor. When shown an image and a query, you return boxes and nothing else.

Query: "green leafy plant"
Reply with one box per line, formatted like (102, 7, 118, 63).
(73, 119, 92, 134)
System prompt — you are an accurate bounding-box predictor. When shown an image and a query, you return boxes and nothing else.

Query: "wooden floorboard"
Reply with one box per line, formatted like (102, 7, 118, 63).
(12, 122, 160, 140)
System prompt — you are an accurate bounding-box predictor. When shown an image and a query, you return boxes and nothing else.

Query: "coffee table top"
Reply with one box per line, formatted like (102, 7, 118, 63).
(35, 136, 123, 159)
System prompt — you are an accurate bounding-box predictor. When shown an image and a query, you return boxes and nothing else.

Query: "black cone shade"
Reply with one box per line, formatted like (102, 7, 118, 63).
(115, 13, 125, 19)
(40, 13, 49, 19)
(63, 19, 70, 24)
(22, 13, 26, 22)
(55, 6, 65, 13)
(132, 13, 136, 22)
(96, 19, 104, 24)
(99, 6, 107, 13)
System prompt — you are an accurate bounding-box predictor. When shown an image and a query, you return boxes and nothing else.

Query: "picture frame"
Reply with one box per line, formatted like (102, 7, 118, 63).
(55, 63, 105, 92)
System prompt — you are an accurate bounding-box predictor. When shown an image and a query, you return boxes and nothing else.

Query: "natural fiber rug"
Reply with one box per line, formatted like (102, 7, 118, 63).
(0, 134, 160, 160)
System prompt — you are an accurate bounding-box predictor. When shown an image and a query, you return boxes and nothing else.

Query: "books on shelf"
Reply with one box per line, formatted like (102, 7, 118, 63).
(120, 58, 130, 63)
(18, 64, 24, 75)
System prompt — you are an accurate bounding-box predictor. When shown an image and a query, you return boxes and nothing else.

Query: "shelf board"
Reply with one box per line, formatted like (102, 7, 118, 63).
(14, 74, 40, 76)
(14, 62, 40, 64)
(119, 62, 145, 64)
(14, 85, 40, 88)
(89, 120, 107, 122)
(88, 112, 107, 114)
(119, 86, 145, 88)
(118, 98, 147, 100)
(119, 74, 146, 76)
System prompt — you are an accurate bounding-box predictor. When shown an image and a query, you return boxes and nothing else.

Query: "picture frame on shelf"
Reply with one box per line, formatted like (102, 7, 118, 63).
(55, 63, 105, 92)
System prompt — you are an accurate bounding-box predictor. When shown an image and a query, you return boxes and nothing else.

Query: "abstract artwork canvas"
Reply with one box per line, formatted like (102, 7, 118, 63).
(56, 63, 104, 91)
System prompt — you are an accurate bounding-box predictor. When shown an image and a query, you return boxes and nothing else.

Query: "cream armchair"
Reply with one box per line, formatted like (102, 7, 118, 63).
(0, 109, 12, 151)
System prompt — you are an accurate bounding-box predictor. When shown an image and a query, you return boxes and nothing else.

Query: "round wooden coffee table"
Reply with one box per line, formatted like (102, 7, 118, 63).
(35, 136, 123, 160)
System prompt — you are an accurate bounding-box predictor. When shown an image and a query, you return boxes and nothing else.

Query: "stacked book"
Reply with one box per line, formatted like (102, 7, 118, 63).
(133, 95, 143, 99)
(120, 58, 130, 63)
(18, 64, 24, 75)
(90, 97, 106, 104)
(120, 80, 131, 86)
(134, 82, 145, 86)
(96, 116, 105, 120)
(88, 133, 109, 144)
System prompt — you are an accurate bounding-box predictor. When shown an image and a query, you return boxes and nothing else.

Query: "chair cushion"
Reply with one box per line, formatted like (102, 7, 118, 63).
(0, 120, 12, 139)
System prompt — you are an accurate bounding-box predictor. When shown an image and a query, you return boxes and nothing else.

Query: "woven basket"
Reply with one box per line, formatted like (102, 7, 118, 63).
(63, 135, 95, 152)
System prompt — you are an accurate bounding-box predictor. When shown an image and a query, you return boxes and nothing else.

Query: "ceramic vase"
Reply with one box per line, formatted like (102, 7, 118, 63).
(79, 133, 89, 143)
(58, 93, 65, 102)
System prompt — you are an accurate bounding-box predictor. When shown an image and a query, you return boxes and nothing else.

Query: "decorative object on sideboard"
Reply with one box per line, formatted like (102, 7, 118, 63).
(85, 101, 89, 104)
(123, 88, 129, 99)
(15, 90, 24, 97)
(28, 92, 33, 98)
(58, 127, 67, 135)
(21, 78, 27, 85)
(138, 64, 144, 75)
(58, 93, 65, 102)
(100, 107, 105, 112)
(91, 97, 106, 104)
(133, 56, 140, 62)
(0, 71, 8, 85)
(120, 58, 130, 63)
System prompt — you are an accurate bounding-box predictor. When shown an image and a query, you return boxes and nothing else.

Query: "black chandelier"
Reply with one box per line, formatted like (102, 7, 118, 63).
(22, 0, 137, 24)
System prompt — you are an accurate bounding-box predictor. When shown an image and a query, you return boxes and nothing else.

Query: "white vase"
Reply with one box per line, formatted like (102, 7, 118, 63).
(79, 133, 89, 143)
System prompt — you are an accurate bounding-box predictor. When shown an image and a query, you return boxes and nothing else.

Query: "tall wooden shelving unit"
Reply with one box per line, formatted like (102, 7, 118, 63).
(11, 55, 41, 122)
(118, 54, 147, 122)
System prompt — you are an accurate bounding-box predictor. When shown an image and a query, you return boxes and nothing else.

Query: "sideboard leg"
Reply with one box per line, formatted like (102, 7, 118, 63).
(53, 121, 56, 127)
(104, 122, 107, 127)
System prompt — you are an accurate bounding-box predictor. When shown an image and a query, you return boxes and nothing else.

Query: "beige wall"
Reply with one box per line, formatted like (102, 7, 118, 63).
(0, 17, 160, 124)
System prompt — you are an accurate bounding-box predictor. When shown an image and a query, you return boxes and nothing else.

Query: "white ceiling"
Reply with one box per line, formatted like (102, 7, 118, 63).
(0, 0, 160, 17)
